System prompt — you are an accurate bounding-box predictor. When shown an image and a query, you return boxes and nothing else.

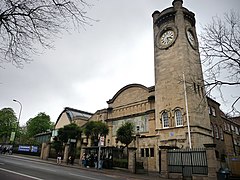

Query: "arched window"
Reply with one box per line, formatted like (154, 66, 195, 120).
(214, 125, 219, 139)
(162, 112, 169, 128)
(175, 110, 183, 127)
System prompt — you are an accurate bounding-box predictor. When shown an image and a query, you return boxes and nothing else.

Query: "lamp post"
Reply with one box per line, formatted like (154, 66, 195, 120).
(13, 99, 22, 143)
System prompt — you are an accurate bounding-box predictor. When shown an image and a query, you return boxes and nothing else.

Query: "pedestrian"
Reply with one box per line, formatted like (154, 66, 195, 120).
(81, 153, 86, 167)
(94, 153, 98, 169)
(86, 154, 90, 168)
(57, 152, 62, 165)
(67, 155, 71, 165)
(70, 155, 75, 165)
(2, 147, 6, 154)
(9, 146, 13, 155)
(98, 154, 103, 169)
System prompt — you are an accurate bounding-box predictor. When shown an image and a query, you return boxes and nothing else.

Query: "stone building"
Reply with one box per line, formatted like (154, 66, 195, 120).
(49, 0, 239, 176)
(208, 97, 240, 176)
(208, 98, 240, 159)
(85, 0, 214, 173)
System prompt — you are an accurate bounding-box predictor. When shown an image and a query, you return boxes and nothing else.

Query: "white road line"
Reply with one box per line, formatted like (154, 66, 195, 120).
(0, 167, 44, 180)
(68, 172, 100, 180)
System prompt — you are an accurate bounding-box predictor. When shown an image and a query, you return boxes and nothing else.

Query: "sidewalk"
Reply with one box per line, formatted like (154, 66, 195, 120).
(10, 154, 171, 180)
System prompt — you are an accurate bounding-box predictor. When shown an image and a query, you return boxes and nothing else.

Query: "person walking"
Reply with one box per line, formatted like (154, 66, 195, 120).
(81, 153, 86, 167)
(70, 155, 75, 165)
(57, 152, 62, 165)
(94, 154, 98, 169)
(98, 154, 103, 169)
(67, 155, 71, 165)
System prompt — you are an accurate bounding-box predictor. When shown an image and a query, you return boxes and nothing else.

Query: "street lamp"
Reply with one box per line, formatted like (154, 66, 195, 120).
(13, 99, 22, 143)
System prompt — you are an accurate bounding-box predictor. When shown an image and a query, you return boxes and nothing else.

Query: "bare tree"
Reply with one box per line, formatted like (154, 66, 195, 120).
(200, 11, 240, 115)
(0, 0, 92, 68)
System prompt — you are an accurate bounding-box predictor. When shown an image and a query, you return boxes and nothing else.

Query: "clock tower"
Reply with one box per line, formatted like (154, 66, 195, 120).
(153, 0, 213, 148)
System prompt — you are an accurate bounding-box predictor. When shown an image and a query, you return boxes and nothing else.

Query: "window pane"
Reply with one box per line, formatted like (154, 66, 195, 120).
(211, 124, 214, 137)
(235, 127, 239, 135)
(214, 125, 219, 138)
(211, 107, 216, 116)
(175, 110, 183, 126)
(208, 107, 211, 114)
(220, 127, 224, 140)
(141, 148, 144, 157)
(162, 112, 169, 128)
(227, 124, 231, 132)
(146, 148, 149, 157)
(224, 122, 227, 131)
(233, 139, 237, 145)
(150, 148, 154, 157)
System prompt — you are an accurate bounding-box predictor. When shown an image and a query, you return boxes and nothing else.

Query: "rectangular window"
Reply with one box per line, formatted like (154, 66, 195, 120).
(208, 107, 211, 115)
(150, 148, 154, 157)
(235, 127, 239, 135)
(211, 124, 214, 137)
(220, 128, 224, 140)
(231, 125, 235, 132)
(211, 107, 216, 116)
(141, 148, 144, 157)
(193, 83, 197, 93)
(233, 139, 237, 145)
(197, 85, 200, 96)
(146, 148, 149, 157)
(227, 124, 231, 132)
(224, 122, 227, 131)
(214, 125, 219, 139)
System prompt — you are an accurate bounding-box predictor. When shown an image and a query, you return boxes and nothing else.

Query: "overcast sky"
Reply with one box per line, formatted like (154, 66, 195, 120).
(1, 0, 240, 126)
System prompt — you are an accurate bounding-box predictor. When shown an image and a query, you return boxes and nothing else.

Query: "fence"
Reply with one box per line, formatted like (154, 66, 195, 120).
(168, 148, 208, 177)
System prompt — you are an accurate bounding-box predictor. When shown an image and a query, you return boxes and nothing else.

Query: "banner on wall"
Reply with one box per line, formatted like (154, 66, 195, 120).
(18, 145, 38, 152)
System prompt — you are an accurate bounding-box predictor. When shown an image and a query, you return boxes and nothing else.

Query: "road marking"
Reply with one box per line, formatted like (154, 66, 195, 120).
(68, 172, 100, 180)
(0, 167, 43, 180)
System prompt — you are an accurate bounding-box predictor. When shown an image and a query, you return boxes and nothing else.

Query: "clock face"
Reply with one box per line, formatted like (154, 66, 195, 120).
(160, 30, 175, 46)
(186, 30, 195, 47)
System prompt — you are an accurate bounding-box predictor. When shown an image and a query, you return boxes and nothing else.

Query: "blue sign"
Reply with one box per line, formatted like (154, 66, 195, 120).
(18, 145, 30, 152)
(31, 146, 38, 153)
(18, 145, 38, 152)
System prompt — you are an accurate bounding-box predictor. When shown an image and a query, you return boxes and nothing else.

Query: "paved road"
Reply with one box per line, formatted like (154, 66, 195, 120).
(0, 154, 171, 180)
(0, 155, 134, 180)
